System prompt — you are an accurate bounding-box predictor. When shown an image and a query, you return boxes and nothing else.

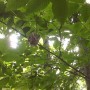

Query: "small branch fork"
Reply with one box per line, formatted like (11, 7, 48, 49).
(58, 25, 62, 58)
(0, 20, 89, 80)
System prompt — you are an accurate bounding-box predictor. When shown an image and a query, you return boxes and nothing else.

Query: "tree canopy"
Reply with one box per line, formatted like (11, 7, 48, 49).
(0, 0, 90, 90)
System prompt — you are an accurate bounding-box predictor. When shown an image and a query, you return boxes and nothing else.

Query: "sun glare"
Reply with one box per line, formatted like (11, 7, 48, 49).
(9, 33, 20, 49)
(0, 34, 5, 39)
(62, 38, 70, 50)
(86, 0, 90, 3)
(74, 46, 79, 52)
(48, 40, 54, 47)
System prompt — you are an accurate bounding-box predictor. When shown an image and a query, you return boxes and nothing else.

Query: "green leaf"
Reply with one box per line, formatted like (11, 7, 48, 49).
(6, 0, 28, 11)
(7, 17, 14, 29)
(0, 1, 6, 13)
(51, 0, 68, 24)
(9, 76, 16, 86)
(14, 10, 25, 19)
(0, 38, 8, 52)
(0, 77, 9, 88)
(16, 20, 25, 28)
(26, 0, 50, 14)
(80, 4, 90, 22)
(34, 15, 47, 28)
(22, 26, 31, 34)
(68, 2, 79, 17)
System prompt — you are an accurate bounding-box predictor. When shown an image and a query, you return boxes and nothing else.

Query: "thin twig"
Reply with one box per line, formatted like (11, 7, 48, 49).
(0, 20, 90, 80)
(38, 44, 89, 79)
(0, 20, 26, 37)
(58, 24, 62, 57)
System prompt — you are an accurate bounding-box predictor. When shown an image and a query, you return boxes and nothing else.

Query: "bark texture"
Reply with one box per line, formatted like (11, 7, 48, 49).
(84, 65, 90, 90)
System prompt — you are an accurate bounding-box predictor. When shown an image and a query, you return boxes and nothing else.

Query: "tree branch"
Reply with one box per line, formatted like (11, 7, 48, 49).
(38, 44, 89, 79)
(0, 20, 26, 37)
(0, 20, 90, 80)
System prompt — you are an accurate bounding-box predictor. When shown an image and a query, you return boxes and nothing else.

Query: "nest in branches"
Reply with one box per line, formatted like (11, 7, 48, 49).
(28, 32, 40, 46)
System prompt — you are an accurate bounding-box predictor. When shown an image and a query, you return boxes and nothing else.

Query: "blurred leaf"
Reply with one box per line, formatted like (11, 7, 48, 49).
(0, 77, 9, 88)
(48, 29, 54, 33)
(9, 76, 16, 86)
(51, 0, 68, 24)
(16, 20, 26, 28)
(80, 4, 90, 22)
(35, 15, 47, 28)
(26, 0, 50, 14)
(22, 26, 31, 34)
(68, 2, 79, 17)
(7, 17, 14, 29)
(15, 66, 23, 74)
(0, 1, 6, 13)
(6, 0, 28, 11)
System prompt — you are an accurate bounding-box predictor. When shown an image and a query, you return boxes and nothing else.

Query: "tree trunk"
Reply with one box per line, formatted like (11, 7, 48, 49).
(85, 79, 90, 90)
(83, 65, 90, 90)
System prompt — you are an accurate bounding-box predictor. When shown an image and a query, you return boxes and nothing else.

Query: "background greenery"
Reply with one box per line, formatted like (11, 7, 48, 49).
(0, 0, 90, 90)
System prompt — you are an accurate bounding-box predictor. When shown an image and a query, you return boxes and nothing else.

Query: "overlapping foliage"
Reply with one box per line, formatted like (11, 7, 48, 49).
(0, 0, 90, 90)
